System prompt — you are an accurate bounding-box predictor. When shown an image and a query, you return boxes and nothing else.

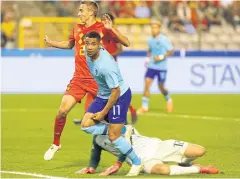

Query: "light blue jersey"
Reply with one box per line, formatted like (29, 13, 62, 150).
(147, 34, 173, 70)
(85, 48, 129, 99)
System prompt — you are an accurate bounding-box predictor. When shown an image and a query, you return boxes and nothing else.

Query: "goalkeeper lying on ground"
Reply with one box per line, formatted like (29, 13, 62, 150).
(76, 126, 219, 176)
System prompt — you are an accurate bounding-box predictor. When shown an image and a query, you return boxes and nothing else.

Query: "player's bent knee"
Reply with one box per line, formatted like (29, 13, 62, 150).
(151, 164, 170, 175)
(185, 144, 206, 158)
(159, 84, 167, 94)
(108, 133, 119, 142)
(108, 124, 123, 142)
(81, 113, 96, 128)
(145, 83, 151, 91)
(81, 126, 93, 134)
(192, 144, 206, 157)
(196, 145, 206, 157)
(58, 108, 68, 118)
(108, 129, 121, 142)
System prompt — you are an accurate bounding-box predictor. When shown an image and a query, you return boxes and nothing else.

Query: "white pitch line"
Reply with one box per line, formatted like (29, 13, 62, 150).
(0, 170, 66, 179)
(141, 112, 240, 122)
(1, 171, 231, 179)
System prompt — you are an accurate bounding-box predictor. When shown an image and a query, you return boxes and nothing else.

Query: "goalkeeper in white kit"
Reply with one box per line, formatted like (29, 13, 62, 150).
(76, 126, 219, 176)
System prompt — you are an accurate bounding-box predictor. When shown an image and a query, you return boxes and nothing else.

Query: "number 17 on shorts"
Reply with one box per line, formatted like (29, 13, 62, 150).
(108, 89, 131, 124)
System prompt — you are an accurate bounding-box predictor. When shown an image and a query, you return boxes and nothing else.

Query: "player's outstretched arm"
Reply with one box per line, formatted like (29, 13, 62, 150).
(102, 14, 130, 47)
(93, 87, 120, 121)
(99, 161, 122, 176)
(153, 49, 174, 61)
(44, 35, 75, 49)
(111, 28, 130, 47)
(88, 136, 103, 169)
(165, 49, 174, 57)
(100, 87, 120, 117)
(111, 43, 123, 57)
(76, 136, 102, 174)
(99, 154, 126, 176)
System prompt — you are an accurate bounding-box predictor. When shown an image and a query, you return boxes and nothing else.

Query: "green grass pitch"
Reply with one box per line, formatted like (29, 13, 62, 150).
(1, 94, 240, 178)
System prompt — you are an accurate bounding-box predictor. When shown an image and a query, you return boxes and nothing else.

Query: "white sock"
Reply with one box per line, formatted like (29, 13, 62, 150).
(170, 165, 200, 175)
(142, 96, 149, 109)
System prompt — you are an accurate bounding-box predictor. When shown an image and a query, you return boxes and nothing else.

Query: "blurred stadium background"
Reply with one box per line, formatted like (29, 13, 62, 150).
(1, 0, 240, 49)
(1, 0, 240, 178)
(1, 0, 240, 94)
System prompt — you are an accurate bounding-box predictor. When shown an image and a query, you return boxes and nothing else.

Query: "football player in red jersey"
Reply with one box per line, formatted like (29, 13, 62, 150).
(44, 0, 131, 161)
(73, 13, 137, 125)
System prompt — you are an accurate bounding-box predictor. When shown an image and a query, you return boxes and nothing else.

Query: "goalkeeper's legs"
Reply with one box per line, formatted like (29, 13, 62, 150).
(180, 143, 206, 166)
(150, 164, 219, 175)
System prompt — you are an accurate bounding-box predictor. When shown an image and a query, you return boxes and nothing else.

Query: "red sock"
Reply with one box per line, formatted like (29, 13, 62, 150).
(53, 115, 66, 146)
(84, 93, 95, 113)
(129, 104, 135, 113)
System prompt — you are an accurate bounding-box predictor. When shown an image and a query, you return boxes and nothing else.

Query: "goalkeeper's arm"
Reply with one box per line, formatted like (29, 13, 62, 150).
(88, 135, 103, 169)
(76, 136, 102, 174)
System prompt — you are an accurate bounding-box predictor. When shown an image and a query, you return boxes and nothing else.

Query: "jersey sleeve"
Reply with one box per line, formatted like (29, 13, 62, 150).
(110, 28, 119, 43)
(103, 27, 119, 43)
(102, 66, 119, 89)
(163, 37, 174, 51)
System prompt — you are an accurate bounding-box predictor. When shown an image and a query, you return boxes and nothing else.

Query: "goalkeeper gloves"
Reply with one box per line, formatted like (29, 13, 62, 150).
(76, 167, 95, 174)
(99, 161, 122, 176)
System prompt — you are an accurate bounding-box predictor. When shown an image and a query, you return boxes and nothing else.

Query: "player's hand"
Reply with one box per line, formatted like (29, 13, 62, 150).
(153, 55, 165, 61)
(102, 14, 113, 30)
(76, 167, 95, 174)
(44, 35, 51, 46)
(99, 162, 122, 176)
(92, 111, 105, 121)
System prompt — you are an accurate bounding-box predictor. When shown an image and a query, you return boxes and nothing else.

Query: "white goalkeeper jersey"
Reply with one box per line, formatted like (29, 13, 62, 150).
(95, 129, 162, 163)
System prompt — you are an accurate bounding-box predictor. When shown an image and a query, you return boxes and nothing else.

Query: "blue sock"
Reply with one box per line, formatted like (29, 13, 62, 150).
(164, 93, 171, 102)
(81, 123, 108, 135)
(121, 126, 127, 134)
(142, 96, 149, 109)
(112, 136, 141, 165)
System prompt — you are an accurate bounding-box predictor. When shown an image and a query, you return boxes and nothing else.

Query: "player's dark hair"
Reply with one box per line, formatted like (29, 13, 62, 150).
(80, 0, 99, 17)
(85, 31, 101, 42)
(102, 13, 115, 23)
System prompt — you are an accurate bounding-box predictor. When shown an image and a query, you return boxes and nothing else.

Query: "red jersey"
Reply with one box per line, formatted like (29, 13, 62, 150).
(69, 21, 117, 79)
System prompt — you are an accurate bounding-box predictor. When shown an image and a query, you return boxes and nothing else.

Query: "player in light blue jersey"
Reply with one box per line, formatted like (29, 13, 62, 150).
(80, 31, 142, 176)
(138, 19, 174, 114)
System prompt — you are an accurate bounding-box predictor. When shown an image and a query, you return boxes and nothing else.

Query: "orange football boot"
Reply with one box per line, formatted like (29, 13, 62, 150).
(137, 107, 148, 114)
(166, 99, 173, 113)
(200, 166, 219, 174)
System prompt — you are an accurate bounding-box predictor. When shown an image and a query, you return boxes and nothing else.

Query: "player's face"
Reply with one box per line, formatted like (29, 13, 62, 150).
(85, 37, 100, 57)
(151, 24, 161, 36)
(78, 4, 91, 23)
